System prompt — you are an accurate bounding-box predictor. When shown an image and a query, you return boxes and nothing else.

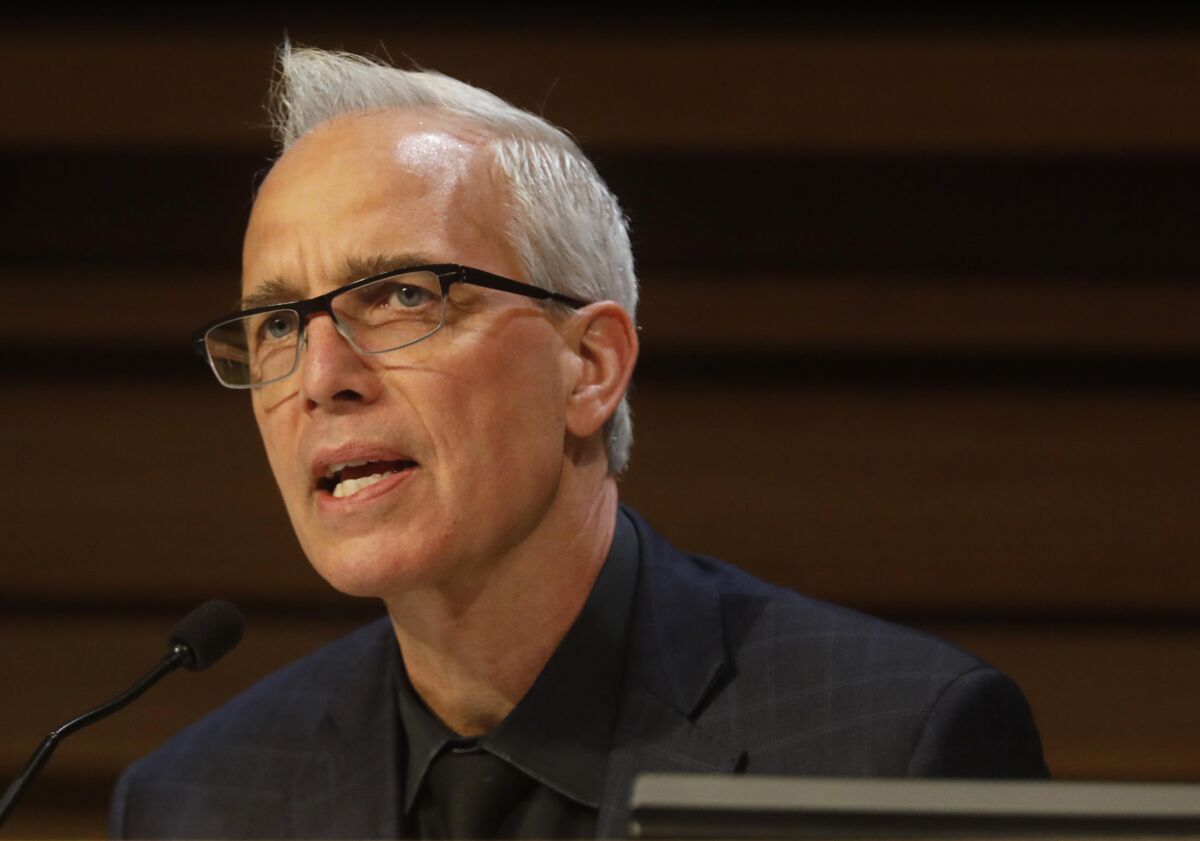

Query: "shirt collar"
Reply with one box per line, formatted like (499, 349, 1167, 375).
(396, 507, 640, 812)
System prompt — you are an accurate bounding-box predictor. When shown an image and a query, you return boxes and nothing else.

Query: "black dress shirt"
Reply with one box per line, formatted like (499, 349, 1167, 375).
(396, 509, 640, 838)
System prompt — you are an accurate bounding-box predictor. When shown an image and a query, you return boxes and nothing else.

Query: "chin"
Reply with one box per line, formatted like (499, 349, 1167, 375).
(303, 533, 447, 600)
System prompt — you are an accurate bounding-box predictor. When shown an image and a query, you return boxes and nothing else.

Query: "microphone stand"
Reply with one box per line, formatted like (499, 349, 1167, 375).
(0, 643, 190, 828)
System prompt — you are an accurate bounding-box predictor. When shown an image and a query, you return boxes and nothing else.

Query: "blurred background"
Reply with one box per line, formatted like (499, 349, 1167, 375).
(2, 8, 1200, 837)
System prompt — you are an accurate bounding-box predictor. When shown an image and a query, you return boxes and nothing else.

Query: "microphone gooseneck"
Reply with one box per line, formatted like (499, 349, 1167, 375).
(0, 600, 244, 828)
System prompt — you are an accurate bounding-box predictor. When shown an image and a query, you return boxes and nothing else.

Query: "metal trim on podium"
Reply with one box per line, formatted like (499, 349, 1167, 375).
(629, 774, 1200, 838)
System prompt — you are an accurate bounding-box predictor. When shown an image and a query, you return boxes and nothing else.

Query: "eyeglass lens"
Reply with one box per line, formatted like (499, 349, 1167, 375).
(204, 270, 447, 387)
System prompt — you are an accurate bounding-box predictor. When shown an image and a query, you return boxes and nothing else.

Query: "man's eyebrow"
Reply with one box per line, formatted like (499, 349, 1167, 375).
(339, 253, 442, 282)
(239, 278, 306, 311)
(238, 254, 442, 310)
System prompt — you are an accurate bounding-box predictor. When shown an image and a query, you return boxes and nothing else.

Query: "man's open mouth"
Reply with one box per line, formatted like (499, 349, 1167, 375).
(317, 459, 417, 499)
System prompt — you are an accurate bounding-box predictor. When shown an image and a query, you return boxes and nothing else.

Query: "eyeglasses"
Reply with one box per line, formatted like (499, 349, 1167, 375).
(193, 263, 589, 389)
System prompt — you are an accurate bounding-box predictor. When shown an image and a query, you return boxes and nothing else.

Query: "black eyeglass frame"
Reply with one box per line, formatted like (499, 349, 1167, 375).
(192, 263, 591, 389)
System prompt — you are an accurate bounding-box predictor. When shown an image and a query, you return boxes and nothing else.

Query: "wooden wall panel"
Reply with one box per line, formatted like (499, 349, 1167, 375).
(0, 615, 366, 839)
(2, 382, 1199, 617)
(642, 276, 1200, 355)
(9, 151, 1200, 275)
(7, 271, 1200, 354)
(626, 388, 1200, 617)
(0, 615, 368, 776)
(926, 623, 1200, 781)
(3, 28, 1199, 151)
(0, 383, 319, 604)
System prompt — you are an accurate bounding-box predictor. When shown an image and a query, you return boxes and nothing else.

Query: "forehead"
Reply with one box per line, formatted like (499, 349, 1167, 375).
(242, 108, 513, 296)
(266, 108, 492, 190)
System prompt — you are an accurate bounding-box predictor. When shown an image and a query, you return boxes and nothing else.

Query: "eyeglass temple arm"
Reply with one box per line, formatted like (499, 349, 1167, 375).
(459, 269, 588, 309)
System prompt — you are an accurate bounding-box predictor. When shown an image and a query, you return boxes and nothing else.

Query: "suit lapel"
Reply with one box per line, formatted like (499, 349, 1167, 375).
(286, 619, 403, 838)
(597, 509, 745, 838)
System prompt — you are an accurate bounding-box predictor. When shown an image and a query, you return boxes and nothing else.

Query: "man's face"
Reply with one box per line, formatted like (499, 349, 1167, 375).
(242, 110, 576, 600)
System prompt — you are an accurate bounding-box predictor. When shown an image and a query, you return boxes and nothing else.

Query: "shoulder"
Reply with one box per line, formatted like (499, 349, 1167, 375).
(623, 507, 1047, 777)
(146, 617, 392, 754)
(693, 547, 990, 695)
(626, 505, 982, 675)
(700, 558, 1046, 777)
(109, 618, 394, 836)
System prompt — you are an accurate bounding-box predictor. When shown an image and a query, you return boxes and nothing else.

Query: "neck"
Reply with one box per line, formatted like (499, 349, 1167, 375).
(385, 476, 619, 737)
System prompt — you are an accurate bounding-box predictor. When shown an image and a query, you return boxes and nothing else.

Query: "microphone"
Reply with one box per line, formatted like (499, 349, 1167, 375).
(0, 600, 244, 827)
(168, 599, 245, 671)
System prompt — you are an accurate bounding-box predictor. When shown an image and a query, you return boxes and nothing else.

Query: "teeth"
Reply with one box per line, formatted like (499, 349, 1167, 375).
(327, 457, 371, 477)
(331, 470, 395, 499)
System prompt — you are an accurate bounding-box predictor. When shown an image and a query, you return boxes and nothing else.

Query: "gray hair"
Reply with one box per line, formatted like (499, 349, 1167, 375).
(268, 44, 638, 474)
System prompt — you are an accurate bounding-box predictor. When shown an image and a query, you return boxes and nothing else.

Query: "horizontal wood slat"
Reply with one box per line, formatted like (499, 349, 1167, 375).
(2, 617, 1198, 837)
(0, 791, 105, 840)
(7, 270, 1200, 355)
(642, 276, 1200, 356)
(3, 28, 1200, 152)
(2, 383, 1200, 616)
(7, 151, 1199, 276)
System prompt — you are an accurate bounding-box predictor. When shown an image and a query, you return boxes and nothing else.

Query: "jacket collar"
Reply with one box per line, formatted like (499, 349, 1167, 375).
(597, 506, 744, 838)
(286, 619, 402, 838)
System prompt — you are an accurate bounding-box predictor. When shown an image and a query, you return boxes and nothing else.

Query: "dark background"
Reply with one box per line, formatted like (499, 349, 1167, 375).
(2, 9, 1200, 837)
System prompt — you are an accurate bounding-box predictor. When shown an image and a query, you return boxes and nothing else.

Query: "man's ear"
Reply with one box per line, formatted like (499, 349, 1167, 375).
(562, 301, 639, 440)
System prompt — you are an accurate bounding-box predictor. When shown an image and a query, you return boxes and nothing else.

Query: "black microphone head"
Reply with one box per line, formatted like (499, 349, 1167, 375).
(168, 600, 244, 671)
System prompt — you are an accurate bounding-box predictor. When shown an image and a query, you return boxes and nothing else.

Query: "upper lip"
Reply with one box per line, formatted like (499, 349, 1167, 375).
(309, 444, 419, 485)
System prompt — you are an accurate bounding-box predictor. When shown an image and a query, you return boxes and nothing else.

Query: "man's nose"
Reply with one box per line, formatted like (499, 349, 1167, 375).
(298, 314, 382, 409)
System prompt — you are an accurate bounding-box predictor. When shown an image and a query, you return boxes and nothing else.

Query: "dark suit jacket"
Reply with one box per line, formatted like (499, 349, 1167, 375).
(109, 507, 1047, 838)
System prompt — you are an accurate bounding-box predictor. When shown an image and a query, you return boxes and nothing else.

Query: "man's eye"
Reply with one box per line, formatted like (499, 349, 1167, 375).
(261, 315, 295, 340)
(389, 284, 431, 308)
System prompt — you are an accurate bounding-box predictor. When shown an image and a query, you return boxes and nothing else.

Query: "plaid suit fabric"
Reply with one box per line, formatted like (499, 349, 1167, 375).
(593, 511, 1047, 836)
(109, 620, 403, 838)
(110, 506, 1046, 839)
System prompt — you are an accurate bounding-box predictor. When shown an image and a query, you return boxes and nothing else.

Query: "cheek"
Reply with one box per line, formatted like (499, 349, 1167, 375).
(432, 330, 568, 480)
(253, 400, 299, 492)
(471, 355, 567, 475)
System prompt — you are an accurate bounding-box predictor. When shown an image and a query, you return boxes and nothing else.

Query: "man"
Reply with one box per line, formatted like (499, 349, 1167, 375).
(109, 45, 1047, 839)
